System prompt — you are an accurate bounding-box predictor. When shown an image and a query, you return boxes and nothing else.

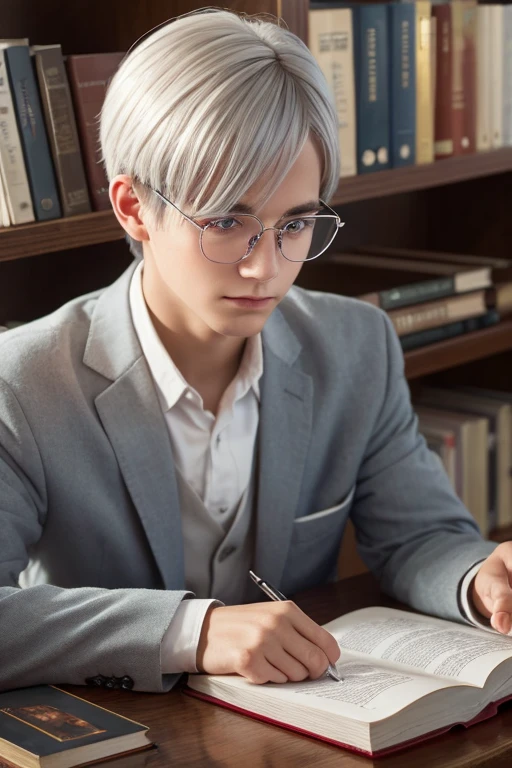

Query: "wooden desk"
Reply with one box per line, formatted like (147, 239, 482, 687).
(65, 573, 512, 767)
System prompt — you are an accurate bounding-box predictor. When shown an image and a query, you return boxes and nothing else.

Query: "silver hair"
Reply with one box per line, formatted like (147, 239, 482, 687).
(100, 8, 340, 259)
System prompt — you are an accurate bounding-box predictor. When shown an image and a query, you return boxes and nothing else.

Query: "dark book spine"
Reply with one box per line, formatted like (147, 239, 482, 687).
(66, 53, 124, 211)
(353, 4, 390, 174)
(379, 276, 455, 311)
(461, 0, 477, 154)
(389, 3, 416, 167)
(33, 46, 91, 216)
(5, 45, 62, 221)
(400, 309, 500, 351)
(433, 5, 454, 159)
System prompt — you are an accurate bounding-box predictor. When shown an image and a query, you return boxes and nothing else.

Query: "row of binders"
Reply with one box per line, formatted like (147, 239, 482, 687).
(309, 1, 512, 176)
(0, 41, 123, 227)
(413, 386, 512, 536)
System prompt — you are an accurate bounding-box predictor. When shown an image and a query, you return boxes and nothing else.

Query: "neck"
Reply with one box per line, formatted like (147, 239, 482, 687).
(141, 263, 247, 413)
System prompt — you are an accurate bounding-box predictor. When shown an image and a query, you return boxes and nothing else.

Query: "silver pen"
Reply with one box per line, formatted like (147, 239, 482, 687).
(249, 570, 342, 683)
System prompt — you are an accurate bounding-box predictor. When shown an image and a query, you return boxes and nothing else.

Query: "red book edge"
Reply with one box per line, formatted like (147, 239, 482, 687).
(183, 687, 512, 759)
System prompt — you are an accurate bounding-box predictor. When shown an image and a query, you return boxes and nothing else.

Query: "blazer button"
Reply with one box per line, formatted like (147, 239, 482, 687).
(121, 676, 134, 690)
(85, 675, 106, 687)
(218, 545, 236, 562)
(104, 677, 117, 689)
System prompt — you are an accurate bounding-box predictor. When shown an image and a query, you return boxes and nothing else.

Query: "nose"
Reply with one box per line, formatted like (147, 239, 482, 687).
(237, 228, 280, 283)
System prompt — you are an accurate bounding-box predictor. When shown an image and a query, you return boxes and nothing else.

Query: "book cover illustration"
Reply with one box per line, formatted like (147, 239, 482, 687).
(1, 705, 105, 742)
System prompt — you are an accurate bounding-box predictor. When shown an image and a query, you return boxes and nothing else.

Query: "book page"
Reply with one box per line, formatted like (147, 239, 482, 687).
(324, 607, 512, 687)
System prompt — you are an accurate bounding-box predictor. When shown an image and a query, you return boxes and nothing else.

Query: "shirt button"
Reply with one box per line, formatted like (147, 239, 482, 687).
(218, 545, 237, 562)
(219, 507, 228, 514)
(215, 434, 222, 447)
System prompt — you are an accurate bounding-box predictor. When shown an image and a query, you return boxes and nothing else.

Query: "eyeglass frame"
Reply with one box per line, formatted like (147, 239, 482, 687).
(149, 187, 345, 265)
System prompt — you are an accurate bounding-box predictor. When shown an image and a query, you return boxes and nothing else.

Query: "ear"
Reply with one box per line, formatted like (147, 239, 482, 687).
(109, 175, 149, 243)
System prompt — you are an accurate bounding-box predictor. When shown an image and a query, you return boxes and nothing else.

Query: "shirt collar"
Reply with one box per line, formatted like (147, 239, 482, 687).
(129, 261, 263, 412)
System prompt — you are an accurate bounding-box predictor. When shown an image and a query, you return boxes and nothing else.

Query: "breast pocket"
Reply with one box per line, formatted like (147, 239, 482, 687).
(282, 486, 356, 595)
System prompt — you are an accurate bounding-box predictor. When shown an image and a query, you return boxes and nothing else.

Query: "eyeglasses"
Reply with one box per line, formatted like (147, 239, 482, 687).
(150, 188, 345, 265)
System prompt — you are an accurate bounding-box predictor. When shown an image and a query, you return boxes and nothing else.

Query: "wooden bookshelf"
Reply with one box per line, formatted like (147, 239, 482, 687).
(0, 211, 124, 262)
(331, 148, 512, 206)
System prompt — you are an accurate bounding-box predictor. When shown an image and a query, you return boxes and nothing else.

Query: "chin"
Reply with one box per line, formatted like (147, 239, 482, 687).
(211, 315, 270, 338)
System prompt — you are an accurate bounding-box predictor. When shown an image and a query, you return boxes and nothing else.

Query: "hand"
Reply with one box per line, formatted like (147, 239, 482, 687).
(196, 601, 341, 684)
(471, 542, 512, 634)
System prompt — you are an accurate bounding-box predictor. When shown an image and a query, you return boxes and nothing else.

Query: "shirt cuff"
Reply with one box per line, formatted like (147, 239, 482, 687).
(160, 598, 223, 673)
(459, 560, 493, 630)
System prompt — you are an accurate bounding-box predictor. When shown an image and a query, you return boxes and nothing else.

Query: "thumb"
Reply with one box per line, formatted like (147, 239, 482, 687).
(474, 557, 512, 634)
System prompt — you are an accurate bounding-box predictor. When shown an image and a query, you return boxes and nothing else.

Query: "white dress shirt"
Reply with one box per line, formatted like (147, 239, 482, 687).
(129, 262, 263, 672)
(129, 261, 497, 675)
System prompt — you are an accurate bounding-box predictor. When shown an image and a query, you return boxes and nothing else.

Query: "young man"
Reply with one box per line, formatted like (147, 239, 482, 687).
(0, 9, 510, 694)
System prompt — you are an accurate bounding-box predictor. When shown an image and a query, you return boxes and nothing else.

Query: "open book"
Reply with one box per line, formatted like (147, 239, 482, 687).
(185, 606, 512, 757)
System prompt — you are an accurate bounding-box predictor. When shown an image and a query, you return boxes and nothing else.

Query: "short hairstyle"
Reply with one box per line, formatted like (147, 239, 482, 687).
(100, 8, 340, 259)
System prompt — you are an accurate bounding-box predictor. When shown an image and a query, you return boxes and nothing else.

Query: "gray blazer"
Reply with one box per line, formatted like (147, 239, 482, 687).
(0, 261, 496, 692)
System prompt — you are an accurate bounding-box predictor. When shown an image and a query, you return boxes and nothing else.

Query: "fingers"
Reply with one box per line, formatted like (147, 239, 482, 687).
(474, 546, 512, 634)
(288, 603, 341, 666)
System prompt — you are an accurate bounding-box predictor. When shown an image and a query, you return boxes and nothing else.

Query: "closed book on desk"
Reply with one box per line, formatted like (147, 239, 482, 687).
(186, 605, 512, 757)
(0, 685, 151, 768)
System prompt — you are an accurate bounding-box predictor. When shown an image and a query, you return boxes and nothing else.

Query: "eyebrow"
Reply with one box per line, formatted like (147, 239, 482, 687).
(230, 200, 322, 217)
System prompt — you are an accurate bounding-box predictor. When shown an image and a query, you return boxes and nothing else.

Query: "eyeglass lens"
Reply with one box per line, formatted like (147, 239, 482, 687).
(200, 215, 339, 264)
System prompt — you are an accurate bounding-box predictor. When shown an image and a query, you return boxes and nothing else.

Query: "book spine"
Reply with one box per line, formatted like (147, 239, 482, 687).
(0, 50, 34, 224)
(388, 290, 486, 336)
(33, 46, 91, 216)
(308, 9, 357, 178)
(5, 45, 62, 221)
(66, 53, 123, 210)
(489, 5, 504, 149)
(450, 0, 465, 156)
(461, 0, 477, 154)
(415, 0, 434, 164)
(353, 4, 390, 174)
(400, 309, 499, 351)
(379, 276, 455, 311)
(502, 6, 512, 146)
(389, 3, 416, 167)
(433, 5, 454, 159)
(476, 6, 492, 151)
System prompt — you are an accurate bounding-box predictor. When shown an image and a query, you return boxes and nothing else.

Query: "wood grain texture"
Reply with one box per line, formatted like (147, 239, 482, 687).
(61, 574, 512, 768)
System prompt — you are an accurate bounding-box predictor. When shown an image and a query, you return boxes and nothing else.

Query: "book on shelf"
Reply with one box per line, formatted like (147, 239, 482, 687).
(399, 309, 499, 352)
(414, 405, 489, 533)
(309, 4, 357, 178)
(356, 245, 512, 283)
(503, 6, 512, 147)
(0, 684, 151, 768)
(432, 3, 453, 159)
(421, 422, 457, 488)
(476, 5, 492, 151)
(388, 2, 416, 167)
(414, 0, 434, 164)
(31, 44, 91, 217)
(387, 289, 487, 336)
(352, 4, 390, 174)
(296, 251, 492, 310)
(415, 387, 512, 530)
(489, 5, 504, 149)
(66, 53, 124, 211)
(4, 42, 62, 222)
(0, 41, 35, 226)
(186, 605, 512, 757)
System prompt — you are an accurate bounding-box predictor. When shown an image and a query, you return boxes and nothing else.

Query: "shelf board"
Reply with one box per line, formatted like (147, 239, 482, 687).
(331, 148, 512, 206)
(405, 319, 512, 380)
(0, 210, 125, 262)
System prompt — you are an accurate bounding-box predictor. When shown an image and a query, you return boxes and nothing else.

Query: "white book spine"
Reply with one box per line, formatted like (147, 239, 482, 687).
(308, 8, 357, 178)
(502, 6, 512, 146)
(489, 5, 504, 149)
(476, 6, 492, 151)
(0, 50, 34, 225)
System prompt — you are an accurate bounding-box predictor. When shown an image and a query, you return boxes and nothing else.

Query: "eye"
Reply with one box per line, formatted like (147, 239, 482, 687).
(208, 217, 242, 231)
(282, 218, 315, 234)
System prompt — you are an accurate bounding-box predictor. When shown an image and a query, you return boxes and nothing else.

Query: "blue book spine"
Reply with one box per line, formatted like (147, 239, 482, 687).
(352, 4, 390, 174)
(388, 3, 416, 167)
(5, 46, 62, 221)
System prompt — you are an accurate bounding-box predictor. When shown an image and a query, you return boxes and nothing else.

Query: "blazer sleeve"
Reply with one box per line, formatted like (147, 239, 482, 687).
(351, 313, 497, 622)
(0, 377, 190, 693)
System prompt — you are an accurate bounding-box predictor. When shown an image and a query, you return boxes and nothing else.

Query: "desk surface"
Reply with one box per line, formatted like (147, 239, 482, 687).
(65, 574, 512, 767)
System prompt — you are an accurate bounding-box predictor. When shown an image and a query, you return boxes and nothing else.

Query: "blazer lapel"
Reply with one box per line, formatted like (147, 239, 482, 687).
(83, 263, 184, 589)
(252, 309, 313, 594)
